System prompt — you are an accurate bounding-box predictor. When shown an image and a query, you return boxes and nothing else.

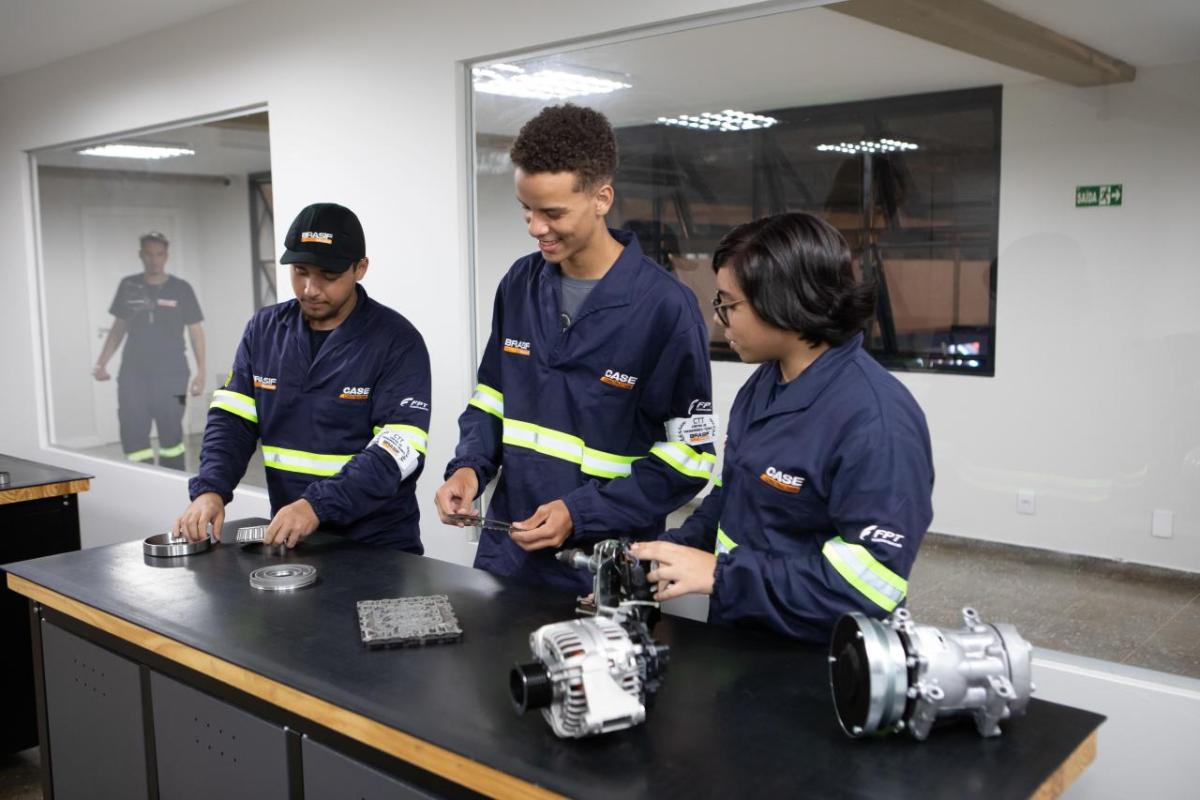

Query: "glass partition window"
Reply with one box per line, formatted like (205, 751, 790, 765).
(34, 111, 272, 485)
(611, 86, 1000, 372)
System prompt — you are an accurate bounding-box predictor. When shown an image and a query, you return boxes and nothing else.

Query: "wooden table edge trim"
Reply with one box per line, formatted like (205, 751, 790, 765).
(0, 479, 91, 506)
(6, 573, 564, 800)
(1032, 728, 1098, 800)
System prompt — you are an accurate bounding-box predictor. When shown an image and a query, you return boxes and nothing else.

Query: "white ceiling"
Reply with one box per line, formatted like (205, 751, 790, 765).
(473, 2, 1200, 136)
(35, 117, 271, 176)
(0, 0, 249, 79)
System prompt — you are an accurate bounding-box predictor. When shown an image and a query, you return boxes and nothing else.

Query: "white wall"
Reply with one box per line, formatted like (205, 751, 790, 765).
(0, 0, 772, 558)
(903, 60, 1200, 572)
(1036, 651, 1200, 800)
(37, 169, 254, 445)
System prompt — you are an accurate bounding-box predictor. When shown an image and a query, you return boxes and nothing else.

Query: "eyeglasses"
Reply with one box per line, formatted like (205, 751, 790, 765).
(712, 294, 747, 327)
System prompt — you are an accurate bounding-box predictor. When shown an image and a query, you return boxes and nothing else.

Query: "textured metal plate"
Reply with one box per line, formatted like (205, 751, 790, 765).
(357, 595, 463, 648)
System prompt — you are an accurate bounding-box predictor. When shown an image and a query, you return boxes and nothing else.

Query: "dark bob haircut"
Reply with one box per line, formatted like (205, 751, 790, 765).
(509, 104, 617, 191)
(712, 212, 875, 347)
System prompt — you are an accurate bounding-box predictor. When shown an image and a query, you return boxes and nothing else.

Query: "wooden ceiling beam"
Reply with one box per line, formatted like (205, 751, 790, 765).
(831, 0, 1136, 86)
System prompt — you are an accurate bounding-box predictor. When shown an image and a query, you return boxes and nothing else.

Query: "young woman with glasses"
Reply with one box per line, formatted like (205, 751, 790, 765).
(632, 212, 934, 642)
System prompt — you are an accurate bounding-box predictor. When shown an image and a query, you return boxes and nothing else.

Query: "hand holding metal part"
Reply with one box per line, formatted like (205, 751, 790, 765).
(445, 513, 523, 534)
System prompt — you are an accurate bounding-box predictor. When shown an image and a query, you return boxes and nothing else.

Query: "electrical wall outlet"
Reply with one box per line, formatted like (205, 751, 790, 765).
(1017, 490, 1036, 515)
(1152, 509, 1174, 539)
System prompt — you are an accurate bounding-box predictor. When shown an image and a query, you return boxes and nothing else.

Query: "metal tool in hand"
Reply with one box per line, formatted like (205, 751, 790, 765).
(447, 513, 518, 534)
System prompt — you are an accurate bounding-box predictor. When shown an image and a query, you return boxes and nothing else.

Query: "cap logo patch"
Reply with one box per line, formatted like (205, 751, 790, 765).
(301, 231, 334, 245)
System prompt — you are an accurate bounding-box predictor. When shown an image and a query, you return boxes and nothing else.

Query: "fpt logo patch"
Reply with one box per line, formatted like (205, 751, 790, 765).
(400, 397, 430, 411)
(760, 466, 805, 493)
(503, 338, 531, 356)
(600, 369, 638, 390)
(253, 375, 278, 391)
(300, 231, 333, 245)
(339, 386, 371, 400)
(860, 525, 905, 549)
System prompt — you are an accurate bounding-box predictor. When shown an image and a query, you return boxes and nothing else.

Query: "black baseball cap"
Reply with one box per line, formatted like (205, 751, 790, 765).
(280, 203, 365, 272)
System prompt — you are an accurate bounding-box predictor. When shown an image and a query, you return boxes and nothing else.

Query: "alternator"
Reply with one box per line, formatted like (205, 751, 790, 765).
(829, 606, 1034, 740)
(509, 539, 669, 738)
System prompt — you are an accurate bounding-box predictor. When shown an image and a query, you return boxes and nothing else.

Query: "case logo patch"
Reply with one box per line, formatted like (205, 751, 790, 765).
(760, 465, 805, 493)
(339, 386, 371, 400)
(600, 369, 638, 390)
(300, 231, 333, 245)
(503, 338, 531, 356)
(253, 375, 278, 391)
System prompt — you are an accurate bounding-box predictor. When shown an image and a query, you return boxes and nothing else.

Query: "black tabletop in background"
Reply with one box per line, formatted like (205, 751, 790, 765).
(0, 454, 92, 492)
(6, 519, 1104, 799)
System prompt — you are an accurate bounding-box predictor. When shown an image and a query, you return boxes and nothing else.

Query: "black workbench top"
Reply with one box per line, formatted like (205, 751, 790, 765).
(0, 454, 92, 492)
(6, 520, 1104, 799)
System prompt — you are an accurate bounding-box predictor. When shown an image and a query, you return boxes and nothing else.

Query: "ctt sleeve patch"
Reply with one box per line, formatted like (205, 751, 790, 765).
(369, 429, 421, 480)
(665, 414, 719, 446)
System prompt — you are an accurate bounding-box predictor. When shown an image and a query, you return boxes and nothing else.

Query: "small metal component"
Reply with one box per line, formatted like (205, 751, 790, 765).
(357, 595, 463, 648)
(447, 513, 515, 534)
(829, 606, 1034, 741)
(235, 524, 269, 543)
(143, 532, 211, 558)
(249, 564, 317, 592)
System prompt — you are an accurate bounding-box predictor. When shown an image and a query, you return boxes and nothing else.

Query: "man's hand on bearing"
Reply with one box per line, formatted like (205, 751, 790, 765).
(264, 498, 320, 548)
(173, 492, 225, 542)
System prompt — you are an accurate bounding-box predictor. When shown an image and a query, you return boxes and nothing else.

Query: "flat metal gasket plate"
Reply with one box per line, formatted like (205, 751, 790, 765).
(357, 595, 463, 648)
(249, 564, 318, 592)
(144, 533, 211, 558)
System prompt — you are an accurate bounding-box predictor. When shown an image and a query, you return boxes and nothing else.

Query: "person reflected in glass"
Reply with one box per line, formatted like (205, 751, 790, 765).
(632, 212, 934, 642)
(92, 232, 205, 471)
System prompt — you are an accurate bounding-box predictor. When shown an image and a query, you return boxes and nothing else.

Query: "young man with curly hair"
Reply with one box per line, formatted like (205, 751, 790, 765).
(436, 104, 716, 591)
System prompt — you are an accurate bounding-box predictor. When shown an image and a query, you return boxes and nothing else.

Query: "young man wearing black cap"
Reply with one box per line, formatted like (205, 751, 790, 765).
(174, 203, 432, 551)
(92, 231, 206, 471)
(436, 104, 716, 591)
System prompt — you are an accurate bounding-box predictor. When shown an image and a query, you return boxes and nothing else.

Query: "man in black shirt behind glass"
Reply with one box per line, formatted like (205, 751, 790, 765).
(92, 231, 206, 471)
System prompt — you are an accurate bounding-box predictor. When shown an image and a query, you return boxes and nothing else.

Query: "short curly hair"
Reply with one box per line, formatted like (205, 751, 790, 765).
(509, 104, 617, 191)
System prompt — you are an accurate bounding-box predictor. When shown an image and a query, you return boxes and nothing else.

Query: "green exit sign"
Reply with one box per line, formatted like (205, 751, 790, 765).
(1076, 184, 1123, 207)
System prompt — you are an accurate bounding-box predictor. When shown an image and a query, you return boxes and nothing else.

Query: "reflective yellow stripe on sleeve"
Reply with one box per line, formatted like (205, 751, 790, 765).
(372, 424, 429, 454)
(822, 536, 908, 612)
(467, 383, 504, 419)
(210, 389, 258, 424)
(649, 441, 717, 480)
(501, 418, 639, 479)
(715, 526, 738, 555)
(262, 446, 353, 477)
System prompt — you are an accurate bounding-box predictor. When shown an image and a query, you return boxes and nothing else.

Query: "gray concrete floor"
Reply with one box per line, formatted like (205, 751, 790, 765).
(4, 525, 1197, 797)
(908, 532, 1200, 677)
